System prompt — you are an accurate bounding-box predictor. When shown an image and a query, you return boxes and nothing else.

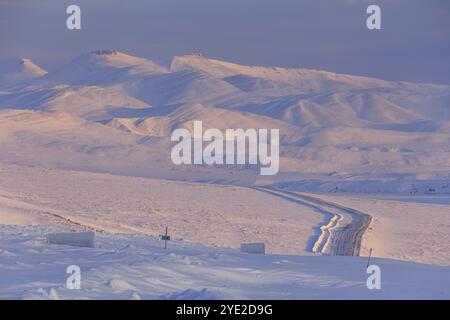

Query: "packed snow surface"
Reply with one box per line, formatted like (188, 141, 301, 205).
(1, 225, 448, 300)
(0, 51, 449, 299)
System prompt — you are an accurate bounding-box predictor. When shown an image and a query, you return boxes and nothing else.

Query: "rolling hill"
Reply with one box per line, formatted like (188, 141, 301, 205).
(0, 50, 449, 193)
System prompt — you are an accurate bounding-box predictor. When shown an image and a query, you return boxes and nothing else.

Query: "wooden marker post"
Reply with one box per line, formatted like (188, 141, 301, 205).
(161, 226, 170, 249)
(366, 248, 373, 268)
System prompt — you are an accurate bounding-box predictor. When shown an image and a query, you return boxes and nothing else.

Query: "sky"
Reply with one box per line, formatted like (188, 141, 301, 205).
(0, 0, 449, 84)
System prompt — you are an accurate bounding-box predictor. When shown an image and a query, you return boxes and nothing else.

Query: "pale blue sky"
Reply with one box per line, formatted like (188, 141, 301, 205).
(1, 0, 449, 84)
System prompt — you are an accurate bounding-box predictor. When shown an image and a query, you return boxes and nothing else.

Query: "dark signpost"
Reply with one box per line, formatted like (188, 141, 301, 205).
(366, 248, 373, 268)
(161, 226, 170, 249)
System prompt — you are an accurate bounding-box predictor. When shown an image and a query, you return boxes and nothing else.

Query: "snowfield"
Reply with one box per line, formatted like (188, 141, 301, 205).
(0, 50, 449, 299)
(1, 163, 448, 267)
(1, 225, 449, 300)
(306, 193, 450, 266)
(0, 163, 325, 256)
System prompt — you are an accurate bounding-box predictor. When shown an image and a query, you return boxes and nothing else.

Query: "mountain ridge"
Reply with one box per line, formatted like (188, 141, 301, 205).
(0, 50, 449, 193)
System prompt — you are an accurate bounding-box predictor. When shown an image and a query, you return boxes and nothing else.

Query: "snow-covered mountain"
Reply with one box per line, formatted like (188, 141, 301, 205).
(1, 50, 449, 194)
(0, 58, 47, 88)
(0, 51, 449, 300)
(171, 53, 449, 94)
(37, 50, 168, 86)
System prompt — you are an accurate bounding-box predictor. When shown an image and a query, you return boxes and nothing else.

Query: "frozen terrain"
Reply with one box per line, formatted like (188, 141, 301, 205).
(0, 51, 449, 299)
(0, 163, 323, 256)
(0, 50, 449, 192)
(307, 193, 450, 266)
(0, 163, 448, 267)
(1, 225, 449, 300)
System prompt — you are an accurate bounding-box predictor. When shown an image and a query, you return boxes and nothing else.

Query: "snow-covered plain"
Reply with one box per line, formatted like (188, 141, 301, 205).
(0, 163, 448, 299)
(305, 193, 450, 266)
(0, 51, 449, 299)
(1, 225, 449, 300)
(0, 163, 323, 256)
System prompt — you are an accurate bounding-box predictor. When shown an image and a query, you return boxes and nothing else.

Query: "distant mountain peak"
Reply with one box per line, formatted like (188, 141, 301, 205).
(188, 52, 207, 58)
(36, 50, 168, 86)
(77, 50, 165, 71)
(90, 50, 119, 56)
(18, 58, 46, 72)
(171, 54, 405, 92)
(0, 58, 47, 87)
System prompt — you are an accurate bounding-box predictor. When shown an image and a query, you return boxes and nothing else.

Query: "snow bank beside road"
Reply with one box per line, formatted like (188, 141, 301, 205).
(310, 193, 450, 266)
(0, 225, 448, 300)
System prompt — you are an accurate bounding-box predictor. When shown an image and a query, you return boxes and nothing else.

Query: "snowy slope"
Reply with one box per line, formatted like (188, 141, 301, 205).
(38, 50, 168, 86)
(122, 69, 243, 106)
(0, 51, 450, 194)
(0, 58, 47, 88)
(171, 54, 450, 94)
(107, 102, 303, 142)
(0, 85, 150, 121)
(0, 224, 448, 300)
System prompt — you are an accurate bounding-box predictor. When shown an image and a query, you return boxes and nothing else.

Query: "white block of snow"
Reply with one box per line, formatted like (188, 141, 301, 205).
(47, 232, 95, 248)
(240, 242, 265, 254)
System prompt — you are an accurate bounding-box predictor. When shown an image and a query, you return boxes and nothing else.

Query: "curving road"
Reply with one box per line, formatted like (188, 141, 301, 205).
(254, 187, 372, 256)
